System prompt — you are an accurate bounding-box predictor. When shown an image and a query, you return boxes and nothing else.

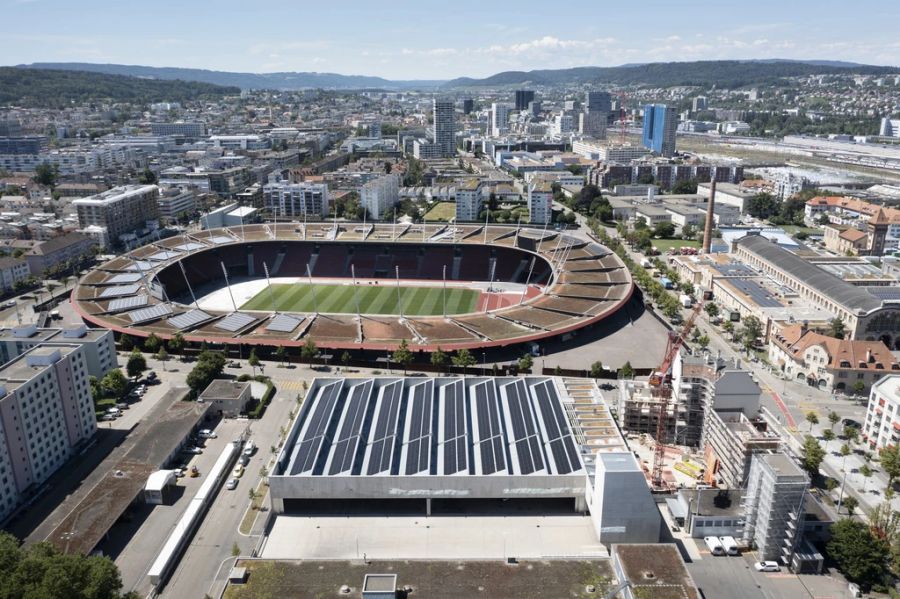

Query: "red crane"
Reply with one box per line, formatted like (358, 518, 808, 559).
(649, 301, 703, 489)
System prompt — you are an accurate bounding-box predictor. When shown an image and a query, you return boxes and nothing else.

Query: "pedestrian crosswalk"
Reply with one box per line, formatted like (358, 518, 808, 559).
(271, 378, 307, 393)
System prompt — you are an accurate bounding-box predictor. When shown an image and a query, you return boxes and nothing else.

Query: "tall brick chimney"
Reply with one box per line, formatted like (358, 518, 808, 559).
(702, 179, 716, 253)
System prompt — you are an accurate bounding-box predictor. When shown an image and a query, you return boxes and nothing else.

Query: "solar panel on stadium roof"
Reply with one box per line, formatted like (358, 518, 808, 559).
(404, 380, 434, 475)
(440, 380, 467, 475)
(266, 313, 303, 332)
(502, 379, 544, 475)
(99, 284, 141, 298)
(214, 312, 257, 332)
(107, 295, 149, 312)
(126, 303, 173, 324)
(125, 260, 154, 272)
(210, 236, 234, 245)
(866, 287, 900, 301)
(531, 380, 581, 475)
(105, 273, 142, 285)
(366, 380, 403, 475)
(292, 381, 343, 474)
(148, 251, 179, 262)
(173, 242, 205, 252)
(471, 381, 505, 475)
(168, 309, 213, 330)
(326, 380, 373, 475)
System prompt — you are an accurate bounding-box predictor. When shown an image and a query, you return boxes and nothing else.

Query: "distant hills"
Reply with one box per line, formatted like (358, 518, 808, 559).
(0, 67, 240, 107)
(16, 63, 445, 91)
(7, 60, 899, 98)
(443, 60, 898, 89)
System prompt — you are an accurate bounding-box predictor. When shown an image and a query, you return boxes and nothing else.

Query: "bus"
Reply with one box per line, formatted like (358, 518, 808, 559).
(704, 536, 725, 556)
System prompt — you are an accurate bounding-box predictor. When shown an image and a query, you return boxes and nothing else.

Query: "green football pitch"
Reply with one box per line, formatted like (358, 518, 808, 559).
(240, 283, 479, 316)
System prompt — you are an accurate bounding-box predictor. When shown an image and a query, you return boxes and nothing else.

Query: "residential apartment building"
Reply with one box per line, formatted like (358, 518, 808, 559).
(0, 324, 117, 379)
(360, 173, 400, 220)
(490, 103, 511, 137)
(770, 324, 899, 394)
(0, 258, 30, 292)
(742, 453, 809, 563)
(863, 375, 900, 449)
(73, 185, 160, 248)
(642, 104, 677, 157)
(0, 344, 97, 521)
(156, 187, 197, 222)
(24, 233, 96, 276)
(527, 180, 552, 225)
(262, 181, 330, 218)
(455, 179, 483, 222)
(432, 98, 456, 158)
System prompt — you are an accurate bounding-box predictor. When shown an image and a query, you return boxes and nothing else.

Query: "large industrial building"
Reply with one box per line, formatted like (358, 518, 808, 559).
(270, 376, 661, 546)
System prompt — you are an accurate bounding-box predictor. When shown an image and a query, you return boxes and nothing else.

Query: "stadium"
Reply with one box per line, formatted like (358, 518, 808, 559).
(71, 221, 634, 353)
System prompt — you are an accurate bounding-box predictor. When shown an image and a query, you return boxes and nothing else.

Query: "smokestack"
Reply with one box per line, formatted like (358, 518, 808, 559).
(702, 179, 716, 253)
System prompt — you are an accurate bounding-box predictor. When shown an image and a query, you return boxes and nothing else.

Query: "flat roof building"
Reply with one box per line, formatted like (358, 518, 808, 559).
(73, 185, 160, 248)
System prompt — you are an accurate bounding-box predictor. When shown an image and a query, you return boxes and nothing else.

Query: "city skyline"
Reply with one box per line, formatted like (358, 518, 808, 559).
(3, 0, 900, 79)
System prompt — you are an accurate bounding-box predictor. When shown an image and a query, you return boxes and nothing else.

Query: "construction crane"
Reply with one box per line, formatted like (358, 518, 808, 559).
(615, 91, 628, 144)
(649, 301, 704, 489)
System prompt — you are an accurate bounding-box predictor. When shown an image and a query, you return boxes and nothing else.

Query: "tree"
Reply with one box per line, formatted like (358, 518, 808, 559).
(822, 429, 836, 449)
(740, 316, 763, 349)
(156, 347, 168, 371)
(340, 351, 351, 369)
(138, 168, 158, 185)
(828, 410, 840, 431)
(33, 162, 59, 187)
(126, 349, 146, 379)
(517, 354, 533, 373)
(275, 345, 287, 367)
(671, 179, 699, 194)
(451, 348, 476, 377)
(860, 464, 874, 493)
(619, 361, 634, 379)
(697, 335, 710, 351)
(827, 519, 889, 589)
(144, 333, 162, 353)
(168, 332, 185, 358)
(186, 350, 226, 395)
(852, 380, 866, 396)
(722, 320, 734, 339)
(0, 531, 131, 598)
(430, 347, 447, 373)
(590, 361, 605, 378)
(119, 334, 134, 351)
(746, 192, 779, 219)
(828, 317, 846, 340)
(101, 369, 128, 399)
(801, 435, 825, 477)
(806, 411, 819, 432)
(841, 443, 852, 471)
(300, 339, 319, 368)
(704, 303, 719, 319)
(843, 496, 859, 517)
(248, 349, 260, 375)
(392, 340, 413, 374)
(844, 425, 860, 445)
(880, 444, 900, 490)
(653, 221, 676, 239)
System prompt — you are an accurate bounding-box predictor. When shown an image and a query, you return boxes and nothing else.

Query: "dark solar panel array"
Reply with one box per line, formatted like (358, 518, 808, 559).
(532, 380, 581, 475)
(441, 380, 468, 475)
(503, 380, 545, 475)
(727, 278, 783, 308)
(327, 380, 373, 475)
(404, 380, 433, 475)
(366, 381, 404, 475)
(292, 381, 342, 474)
(472, 382, 506, 475)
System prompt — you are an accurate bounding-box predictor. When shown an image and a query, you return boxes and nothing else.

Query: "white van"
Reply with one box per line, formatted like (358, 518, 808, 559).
(704, 536, 725, 556)
(719, 536, 739, 556)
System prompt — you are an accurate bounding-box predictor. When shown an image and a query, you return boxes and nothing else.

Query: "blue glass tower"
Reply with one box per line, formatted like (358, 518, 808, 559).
(642, 104, 677, 157)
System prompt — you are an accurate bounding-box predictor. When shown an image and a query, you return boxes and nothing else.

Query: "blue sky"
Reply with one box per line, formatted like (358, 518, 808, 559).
(3, 0, 899, 79)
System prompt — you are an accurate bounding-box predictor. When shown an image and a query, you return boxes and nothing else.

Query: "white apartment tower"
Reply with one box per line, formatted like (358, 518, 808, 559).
(0, 344, 97, 521)
(455, 180, 483, 222)
(528, 180, 553, 225)
(360, 174, 400, 220)
(742, 453, 809, 563)
(491, 103, 511, 137)
(432, 98, 456, 157)
(263, 182, 330, 218)
(864, 375, 900, 449)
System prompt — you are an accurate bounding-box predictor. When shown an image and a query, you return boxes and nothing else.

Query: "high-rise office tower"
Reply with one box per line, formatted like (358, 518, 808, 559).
(586, 91, 612, 114)
(642, 104, 678, 157)
(515, 90, 535, 111)
(432, 97, 456, 158)
(490, 103, 511, 137)
(462, 98, 474, 115)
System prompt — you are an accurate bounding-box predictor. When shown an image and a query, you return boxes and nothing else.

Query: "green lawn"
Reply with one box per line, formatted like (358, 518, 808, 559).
(651, 238, 701, 251)
(424, 201, 456, 222)
(241, 283, 478, 316)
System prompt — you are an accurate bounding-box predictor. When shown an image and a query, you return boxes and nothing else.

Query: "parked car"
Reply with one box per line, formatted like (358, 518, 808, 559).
(225, 478, 239, 490)
(106, 407, 121, 416)
(3, 300, 16, 308)
(146, 371, 158, 382)
(232, 464, 244, 478)
(242, 440, 256, 456)
(115, 403, 129, 410)
(101, 414, 117, 422)
(198, 429, 217, 439)
(238, 454, 250, 466)
(754, 561, 780, 572)
(227, 361, 241, 368)
(184, 446, 203, 455)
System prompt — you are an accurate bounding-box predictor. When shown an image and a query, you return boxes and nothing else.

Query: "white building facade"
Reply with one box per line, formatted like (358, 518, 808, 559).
(360, 174, 400, 220)
(263, 182, 330, 218)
